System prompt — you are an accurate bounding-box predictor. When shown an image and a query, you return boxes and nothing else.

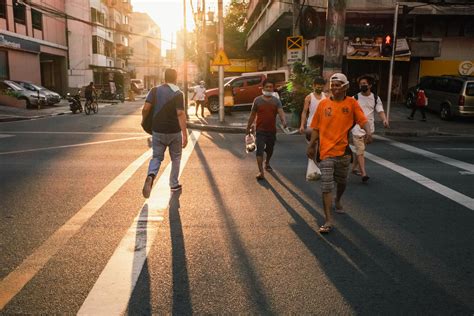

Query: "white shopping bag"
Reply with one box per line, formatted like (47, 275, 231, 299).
(306, 158, 321, 181)
(245, 133, 256, 153)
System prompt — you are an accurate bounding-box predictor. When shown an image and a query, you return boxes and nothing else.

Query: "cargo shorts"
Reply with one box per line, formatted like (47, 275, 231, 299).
(320, 155, 352, 193)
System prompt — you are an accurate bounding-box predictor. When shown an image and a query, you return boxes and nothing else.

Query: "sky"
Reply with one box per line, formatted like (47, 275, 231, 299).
(131, 0, 231, 56)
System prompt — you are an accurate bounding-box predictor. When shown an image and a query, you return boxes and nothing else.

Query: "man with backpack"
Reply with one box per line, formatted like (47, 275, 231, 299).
(407, 88, 428, 121)
(351, 75, 389, 182)
(141, 68, 188, 198)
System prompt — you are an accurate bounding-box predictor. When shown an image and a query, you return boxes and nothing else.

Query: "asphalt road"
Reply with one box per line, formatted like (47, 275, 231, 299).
(0, 101, 473, 315)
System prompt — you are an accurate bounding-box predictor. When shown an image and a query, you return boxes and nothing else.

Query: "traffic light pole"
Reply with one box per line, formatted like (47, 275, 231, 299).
(218, 0, 224, 123)
(386, 2, 399, 121)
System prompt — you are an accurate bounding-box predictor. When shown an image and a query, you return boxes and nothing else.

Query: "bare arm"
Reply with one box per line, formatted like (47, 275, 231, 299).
(378, 111, 389, 128)
(306, 129, 319, 159)
(362, 122, 373, 144)
(246, 111, 257, 134)
(277, 108, 287, 128)
(177, 109, 188, 148)
(299, 94, 311, 133)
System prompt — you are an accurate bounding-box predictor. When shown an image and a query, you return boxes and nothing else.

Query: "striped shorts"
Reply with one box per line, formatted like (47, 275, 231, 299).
(320, 155, 352, 193)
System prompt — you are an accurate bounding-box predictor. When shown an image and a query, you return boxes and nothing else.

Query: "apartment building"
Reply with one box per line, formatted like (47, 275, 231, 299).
(128, 12, 161, 90)
(0, 0, 68, 94)
(246, 0, 474, 99)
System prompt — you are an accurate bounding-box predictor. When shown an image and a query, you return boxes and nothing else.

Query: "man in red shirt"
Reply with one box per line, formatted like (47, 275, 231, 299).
(307, 73, 372, 233)
(246, 80, 287, 180)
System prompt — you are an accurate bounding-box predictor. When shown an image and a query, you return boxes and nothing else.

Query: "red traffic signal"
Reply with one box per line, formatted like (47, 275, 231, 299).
(382, 34, 393, 57)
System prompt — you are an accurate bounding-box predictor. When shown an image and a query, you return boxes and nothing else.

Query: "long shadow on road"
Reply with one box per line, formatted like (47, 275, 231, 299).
(194, 143, 275, 315)
(265, 178, 473, 314)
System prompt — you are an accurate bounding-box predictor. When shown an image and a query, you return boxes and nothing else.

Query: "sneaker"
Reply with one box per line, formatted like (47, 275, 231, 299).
(142, 175, 154, 198)
(407, 116, 414, 120)
(171, 184, 182, 192)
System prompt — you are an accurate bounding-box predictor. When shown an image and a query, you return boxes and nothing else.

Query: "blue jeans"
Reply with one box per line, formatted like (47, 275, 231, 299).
(148, 132, 182, 187)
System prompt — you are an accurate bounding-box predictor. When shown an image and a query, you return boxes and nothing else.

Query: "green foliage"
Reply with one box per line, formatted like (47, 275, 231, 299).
(224, 0, 256, 58)
(0, 88, 21, 99)
(280, 62, 321, 114)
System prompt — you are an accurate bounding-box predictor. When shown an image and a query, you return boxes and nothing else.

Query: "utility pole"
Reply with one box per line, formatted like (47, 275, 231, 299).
(202, 0, 207, 84)
(322, 0, 347, 81)
(183, 0, 189, 118)
(292, 0, 300, 36)
(386, 2, 400, 121)
(218, 0, 224, 123)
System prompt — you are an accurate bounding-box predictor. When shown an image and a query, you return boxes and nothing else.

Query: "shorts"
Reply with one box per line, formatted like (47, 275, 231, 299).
(195, 100, 205, 106)
(256, 131, 276, 157)
(320, 155, 351, 193)
(352, 135, 366, 156)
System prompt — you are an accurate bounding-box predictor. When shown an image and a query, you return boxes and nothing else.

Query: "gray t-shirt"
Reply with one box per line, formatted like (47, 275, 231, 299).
(251, 96, 282, 133)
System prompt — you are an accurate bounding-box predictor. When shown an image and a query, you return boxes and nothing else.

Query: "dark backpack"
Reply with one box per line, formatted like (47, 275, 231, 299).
(353, 92, 379, 110)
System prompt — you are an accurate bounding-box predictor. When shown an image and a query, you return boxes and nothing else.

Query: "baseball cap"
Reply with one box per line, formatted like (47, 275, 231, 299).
(330, 73, 349, 86)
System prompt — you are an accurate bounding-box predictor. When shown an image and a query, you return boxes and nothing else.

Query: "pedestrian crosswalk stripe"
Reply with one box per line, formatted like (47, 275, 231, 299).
(0, 134, 14, 139)
(0, 148, 153, 310)
(363, 149, 474, 210)
(375, 135, 474, 173)
(78, 130, 201, 315)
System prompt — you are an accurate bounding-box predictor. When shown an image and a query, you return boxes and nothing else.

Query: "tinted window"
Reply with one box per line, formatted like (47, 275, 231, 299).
(0, 0, 6, 19)
(419, 77, 433, 90)
(433, 78, 450, 92)
(231, 79, 244, 88)
(466, 83, 474, 96)
(447, 80, 463, 94)
(0, 51, 7, 80)
(32, 9, 42, 30)
(246, 77, 261, 86)
(13, 0, 25, 24)
(267, 72, 286, 83)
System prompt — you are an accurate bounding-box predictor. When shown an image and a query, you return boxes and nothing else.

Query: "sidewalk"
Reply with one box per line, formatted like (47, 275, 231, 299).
(188, 102, 474, 137)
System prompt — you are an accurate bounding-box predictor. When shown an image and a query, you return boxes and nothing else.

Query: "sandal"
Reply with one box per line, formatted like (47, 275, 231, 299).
(265, 164, 273, 171)
(352, 170, 362, 176)
(256, 174, 265, 181)
(362, 175, 370, 183)
(318, 225, 333, 234)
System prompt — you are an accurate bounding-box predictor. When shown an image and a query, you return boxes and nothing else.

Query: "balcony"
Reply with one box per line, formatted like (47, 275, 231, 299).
(117, 46, 133, 59)
(116, 23, 131, 33)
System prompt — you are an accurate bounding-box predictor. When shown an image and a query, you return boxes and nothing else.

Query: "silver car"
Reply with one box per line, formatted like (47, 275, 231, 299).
(14, 80, 61, 105)
(1, 80, 47, 108)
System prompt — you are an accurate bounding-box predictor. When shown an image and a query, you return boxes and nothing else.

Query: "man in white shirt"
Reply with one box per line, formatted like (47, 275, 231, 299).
(192, 80, 207, 117)
(351, 75, 389, 182)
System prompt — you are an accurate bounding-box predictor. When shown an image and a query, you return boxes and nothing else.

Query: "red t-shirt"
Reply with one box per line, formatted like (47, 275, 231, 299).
(251, 96, 282, 133)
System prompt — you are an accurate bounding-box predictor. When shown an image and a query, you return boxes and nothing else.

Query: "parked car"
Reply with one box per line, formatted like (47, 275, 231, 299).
(1, 80, 47, 108)
(406, 75, 474, 120)
(14, 80, 61, 105)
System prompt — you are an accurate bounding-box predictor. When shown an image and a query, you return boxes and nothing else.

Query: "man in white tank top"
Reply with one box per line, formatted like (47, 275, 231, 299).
(300, 77, 327, 181)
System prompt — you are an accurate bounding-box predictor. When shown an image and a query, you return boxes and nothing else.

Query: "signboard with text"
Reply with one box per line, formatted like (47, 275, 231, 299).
(287, 36, 304, 65)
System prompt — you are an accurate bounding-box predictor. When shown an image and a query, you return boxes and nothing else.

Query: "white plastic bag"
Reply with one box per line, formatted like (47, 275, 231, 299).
(245, 133, 256, 153)
(306, 158, 321, 181)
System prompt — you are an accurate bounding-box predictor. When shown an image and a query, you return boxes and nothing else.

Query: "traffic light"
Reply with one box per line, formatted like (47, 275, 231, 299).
(381, 34, 393, 57)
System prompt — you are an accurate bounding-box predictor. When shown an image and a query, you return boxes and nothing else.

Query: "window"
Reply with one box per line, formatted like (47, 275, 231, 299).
(32, 9, 43, 30)
(246, 77, 261, 86)
(0, 51, 8, 80)
(419, 77, 434, 90)
(231, 79, 245, 88)
(13, 0, 26, 24)
(466, 83, 474, 96)
(91, 8, 105, 24)
(267, 72, 286, 83)
(433, 78, 450, 92)
(92, 36, 105, 55)
(448, 80, 463, 94)
(0, 0, 6, 19)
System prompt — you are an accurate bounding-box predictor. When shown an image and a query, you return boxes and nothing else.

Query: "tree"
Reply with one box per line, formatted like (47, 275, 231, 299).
(224, 0, 255, 58)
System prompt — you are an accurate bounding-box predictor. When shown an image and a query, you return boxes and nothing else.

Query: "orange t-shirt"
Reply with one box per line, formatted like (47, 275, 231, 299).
(310, 97, 368, 160)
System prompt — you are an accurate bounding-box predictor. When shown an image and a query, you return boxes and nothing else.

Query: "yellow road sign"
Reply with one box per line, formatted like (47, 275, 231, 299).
(287, 36, 303, 50)
(212, 50, 231, 66)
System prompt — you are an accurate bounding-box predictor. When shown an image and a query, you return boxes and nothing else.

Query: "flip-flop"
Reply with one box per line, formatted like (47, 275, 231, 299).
(256, 174, 265, 181)
(318, 225, 333, 234)
(335, 207, 345, 214)
(352, 170, 362, 176)
(362, 175, 370, 183)
(265, 165, 273, 171)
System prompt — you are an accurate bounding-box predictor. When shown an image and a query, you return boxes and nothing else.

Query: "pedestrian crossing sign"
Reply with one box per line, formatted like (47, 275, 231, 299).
(212, 50, 231, 66)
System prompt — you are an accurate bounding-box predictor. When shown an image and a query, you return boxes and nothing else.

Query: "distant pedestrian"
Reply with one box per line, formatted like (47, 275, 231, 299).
(246, 79, 288, 181)
(307, 73, 372, 234)
(351, 75, 389, 182)
(408, 88, 428, 121)
(142, 68, 188, 198)
(192, 80, 207, 117)
(300, 77, 327, 181)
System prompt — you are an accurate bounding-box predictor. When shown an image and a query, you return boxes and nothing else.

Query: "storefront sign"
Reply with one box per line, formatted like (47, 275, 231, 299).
(210, 59, 258, 73)
(459, 61, 473, 76)
(346, 37, 410, 61)
(0, 34, 40, 53)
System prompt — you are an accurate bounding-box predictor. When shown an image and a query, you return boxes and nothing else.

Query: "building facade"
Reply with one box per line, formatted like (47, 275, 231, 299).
(246, 0, 474, 99)
(128, 12, 161, 90)
(0, 0, 68, 94)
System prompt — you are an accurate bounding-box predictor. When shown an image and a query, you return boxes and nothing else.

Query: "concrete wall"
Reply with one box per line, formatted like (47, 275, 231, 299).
(439, 37, 474, 60)
(8, 50, 41, 83)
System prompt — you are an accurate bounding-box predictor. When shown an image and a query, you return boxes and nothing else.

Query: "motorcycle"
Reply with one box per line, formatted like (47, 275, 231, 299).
(67, 90, 83, 114)
(99, 89, 125, 103)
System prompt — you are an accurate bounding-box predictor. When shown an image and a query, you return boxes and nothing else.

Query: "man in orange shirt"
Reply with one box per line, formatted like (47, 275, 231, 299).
(307, 73, 372, 234)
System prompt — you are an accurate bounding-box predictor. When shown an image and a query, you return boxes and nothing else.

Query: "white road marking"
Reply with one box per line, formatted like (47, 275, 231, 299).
(0, 149, 153, 310)
(429, 148, 474, 151)
(0, 136, 148, 156)
(363, 150, 474, 210)
(0, 131, 146, 135)
(375, 135, 474, 173)
(459, 171, 474, 175)
(78, 131, 200, 315)
(0, 134, 14, 139)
